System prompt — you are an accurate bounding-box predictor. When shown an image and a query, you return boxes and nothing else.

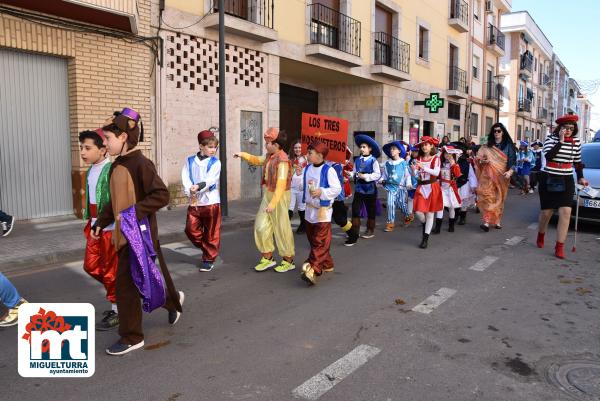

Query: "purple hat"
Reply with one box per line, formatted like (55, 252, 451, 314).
(120, 107, 140, 123)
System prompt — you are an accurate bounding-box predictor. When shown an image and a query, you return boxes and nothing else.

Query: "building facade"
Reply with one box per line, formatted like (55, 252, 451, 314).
(0, 0, 156, 220)
(499, 11, 553, 142)
(577, 94, 594, 142)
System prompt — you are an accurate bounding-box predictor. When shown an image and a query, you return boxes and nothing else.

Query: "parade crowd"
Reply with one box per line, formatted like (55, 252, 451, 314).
(0, 109, 589, 357)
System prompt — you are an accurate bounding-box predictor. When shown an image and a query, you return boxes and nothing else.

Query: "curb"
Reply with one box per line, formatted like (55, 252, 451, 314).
(1, 217, 255, 275)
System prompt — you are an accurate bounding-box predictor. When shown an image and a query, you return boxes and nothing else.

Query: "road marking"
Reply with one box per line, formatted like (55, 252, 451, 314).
(162, 241, 202, 257)
(292, 344, 381, 400)
(468, 256, 499, 272)
(412, 288, 457, 314)
(505, 236, 524, 246)
(528, 223, 538, 230)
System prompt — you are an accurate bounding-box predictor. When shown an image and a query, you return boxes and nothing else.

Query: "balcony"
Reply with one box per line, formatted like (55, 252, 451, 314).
(485, 81, 503, 108)
(202, 0, 277, 42)
(1, 0, 139, 33)
(517, 98, 532, 116)
(537, 107, 548, 122)
(448, 66, 468, 99)
(487, 23, 505, 56)
(448, 0, 469, 32)
(370, 32, 411, 81)
(538, 73, 550, 90)
(520, 53, 533, 79)
(306, 3, 362, 67)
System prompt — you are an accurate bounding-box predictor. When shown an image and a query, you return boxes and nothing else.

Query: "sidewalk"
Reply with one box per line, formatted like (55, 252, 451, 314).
(0, 199, 260, 273)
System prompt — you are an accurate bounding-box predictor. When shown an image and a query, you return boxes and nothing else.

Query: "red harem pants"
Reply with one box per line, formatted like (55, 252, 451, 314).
(185, 204, 221, 262)
(83, 220, 118, 303)
(304, 221, 333, 275)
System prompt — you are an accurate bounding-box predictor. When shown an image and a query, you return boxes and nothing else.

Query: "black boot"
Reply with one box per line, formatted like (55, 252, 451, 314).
(432, 218, 443, 234)
(458, 210, 466, 225)
(448, 218, 456, 232)
(296, 210, 306, 234)
(419, 232, 429, 249)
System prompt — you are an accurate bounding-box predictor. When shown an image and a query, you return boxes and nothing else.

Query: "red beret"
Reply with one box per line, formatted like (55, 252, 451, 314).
(416, 136, 440, 147)
(197, 130, 215, 143)
(555, 114, 578, 125)
(308, 140, 329, 158)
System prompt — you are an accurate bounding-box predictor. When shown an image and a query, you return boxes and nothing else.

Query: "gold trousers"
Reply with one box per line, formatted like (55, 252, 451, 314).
(254, 190, 295, 258)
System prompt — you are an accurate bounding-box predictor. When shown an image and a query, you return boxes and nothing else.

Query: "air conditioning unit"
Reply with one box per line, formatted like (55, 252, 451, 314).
(485, 0, 493, 12)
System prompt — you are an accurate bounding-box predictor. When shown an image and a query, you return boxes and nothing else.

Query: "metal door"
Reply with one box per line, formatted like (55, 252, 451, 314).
(240, 111, 263, 199)
(0, 49, 71, 219)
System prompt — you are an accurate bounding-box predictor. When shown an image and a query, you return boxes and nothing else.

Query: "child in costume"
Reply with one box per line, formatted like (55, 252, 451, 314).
(434, 145, 463, 233)
(95, 108, 183, 355)
(380, 140, 412, 232)
(529, 140, 545, 192)
(406, 145, 419, 222)
(300, 141, 342, 285)
(454, 142, 478, 226)
(348, 135, 381, 242)
(517, 140, 535, 194)
(289, 140, 308, 234)
(412, 136, 443, 248)
(234, 128, 295, 272)
(182, 130, 222, 272)
(80, 129, 119, 330)
(328, 147, 359, 244)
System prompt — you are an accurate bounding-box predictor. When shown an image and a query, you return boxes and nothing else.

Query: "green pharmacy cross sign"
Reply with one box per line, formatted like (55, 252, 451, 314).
(414, 93, 445, 113)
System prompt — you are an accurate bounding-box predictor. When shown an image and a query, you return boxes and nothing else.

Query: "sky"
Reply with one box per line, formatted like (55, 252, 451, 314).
(512, 0, 600, 133)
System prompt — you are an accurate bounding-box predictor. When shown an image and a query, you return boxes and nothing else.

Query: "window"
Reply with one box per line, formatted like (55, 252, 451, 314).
(423, 120, 433, 136)
(473, 0, 480, 20)
(388, 116, 404, 141)
(517, 125, 522, 140)
(418, 25, 430, 60)
(470, 113, 479, 136)
(485, 116, 493, 136)
(448, 101, 461, 120)
(472, 55, 480, 79)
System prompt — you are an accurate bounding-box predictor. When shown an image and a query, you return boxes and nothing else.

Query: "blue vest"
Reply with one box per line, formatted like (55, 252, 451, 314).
(354, 156, 377, 194)
(302, 163, 332, 207)
(188, 155, 218, 191)
(383, 160, 407, 190)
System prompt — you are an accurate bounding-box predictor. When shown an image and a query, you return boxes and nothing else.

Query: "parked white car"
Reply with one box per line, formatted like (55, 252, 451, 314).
(573, 142, 600, 223)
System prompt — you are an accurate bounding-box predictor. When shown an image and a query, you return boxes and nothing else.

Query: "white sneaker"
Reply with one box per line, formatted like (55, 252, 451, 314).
(168, 291, 184, 325)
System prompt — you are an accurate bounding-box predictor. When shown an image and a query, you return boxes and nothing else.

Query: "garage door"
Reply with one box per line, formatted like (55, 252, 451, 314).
(0, 48, 71, 220)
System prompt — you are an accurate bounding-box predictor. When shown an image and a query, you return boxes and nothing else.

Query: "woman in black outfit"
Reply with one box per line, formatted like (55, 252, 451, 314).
(536, 114, 589, 259)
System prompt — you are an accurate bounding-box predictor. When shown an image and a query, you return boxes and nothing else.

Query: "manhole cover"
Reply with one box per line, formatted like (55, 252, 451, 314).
(546, 359, 600, 401)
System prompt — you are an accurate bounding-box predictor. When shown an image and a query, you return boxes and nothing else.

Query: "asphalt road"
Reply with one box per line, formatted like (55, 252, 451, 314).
(1, 192, 599, 401)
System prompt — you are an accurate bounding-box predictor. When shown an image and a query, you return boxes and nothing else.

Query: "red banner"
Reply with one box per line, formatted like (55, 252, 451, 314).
(300, 113, 348, 163)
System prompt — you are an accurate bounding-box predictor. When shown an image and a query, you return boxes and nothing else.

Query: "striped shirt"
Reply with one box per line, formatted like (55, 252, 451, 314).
(542, 134, 581, 176)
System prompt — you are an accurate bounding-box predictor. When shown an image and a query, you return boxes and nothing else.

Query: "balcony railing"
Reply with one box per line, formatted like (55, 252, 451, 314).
(539, 73, 550, 86)
(449, 66, 467, 93)
(520, 53, 533, 73)
(537, 107, 548, 119)
(518, 98, 532, 112)
(309, 3, 361, 57)
(485, 81, 502, 101)
(211, 0, 274, 28)
(373, 32, 410, 74)
(450, 0, 469, 26)
(488, 23, 505, 50)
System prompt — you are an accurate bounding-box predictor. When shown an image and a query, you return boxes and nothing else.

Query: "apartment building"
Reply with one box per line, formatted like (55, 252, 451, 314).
(0, 0, 155, 220)
(467, 0, 511, 143)
(577, 94, 594, 142)
(499, 11, 553, 142)
(158, 0, 473, 203)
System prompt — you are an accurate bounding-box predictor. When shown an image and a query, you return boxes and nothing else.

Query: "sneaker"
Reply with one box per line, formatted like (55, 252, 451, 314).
(96, 310, 119, 331)
(254, 257, 276, 272)
(274, 260, 295, 273)
(404, 214, 414, 226)
(199, 261, 215, 272)
(106, 340, 145, 356)
(0, 298, 27, 327)
(1, 216, 14, 237)
(529, 189, 534, 194)
(361, 230, 375, 239)
(168, 291, 185, 325)
(384, 223, 395, 232)
(480, 223, 490, 232)
(300, 264, 317, 285)
(344, 232, 358, 247)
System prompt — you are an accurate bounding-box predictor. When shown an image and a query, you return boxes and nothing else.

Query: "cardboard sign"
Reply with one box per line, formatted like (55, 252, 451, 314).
(301, 113, 348, 163)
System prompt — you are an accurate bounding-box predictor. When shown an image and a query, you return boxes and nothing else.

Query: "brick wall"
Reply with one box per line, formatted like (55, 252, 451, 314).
(0, 0, 155, 218)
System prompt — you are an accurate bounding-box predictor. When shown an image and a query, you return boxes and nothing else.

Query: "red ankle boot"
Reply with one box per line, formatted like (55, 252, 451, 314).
(555, 241, 565, 259)
(536, 232, 545, 248)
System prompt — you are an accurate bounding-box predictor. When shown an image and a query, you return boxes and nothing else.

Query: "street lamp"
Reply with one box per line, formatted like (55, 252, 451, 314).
(493, 74, 505, 122)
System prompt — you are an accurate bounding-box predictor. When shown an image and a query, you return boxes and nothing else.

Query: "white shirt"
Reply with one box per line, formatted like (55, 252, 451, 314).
(181, 154, 221, 206)
(87, 158, 113, 230)
(303, 164, 342, 224)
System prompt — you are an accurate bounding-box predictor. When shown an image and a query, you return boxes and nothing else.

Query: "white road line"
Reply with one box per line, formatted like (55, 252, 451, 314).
(292, 344, 381, 400)
(528, 223, 538, 230)
(412, 288, 457, 314)
(468, 255, 499, 272)
(505, 236, 524, 246)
